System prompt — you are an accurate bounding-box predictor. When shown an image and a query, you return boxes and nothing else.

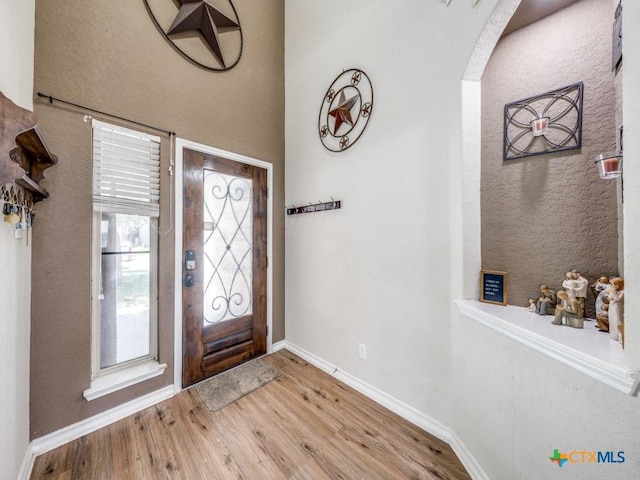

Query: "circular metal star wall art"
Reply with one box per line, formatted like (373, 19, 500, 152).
(318, 69, 374, 152)
(144, 0, 243, 71)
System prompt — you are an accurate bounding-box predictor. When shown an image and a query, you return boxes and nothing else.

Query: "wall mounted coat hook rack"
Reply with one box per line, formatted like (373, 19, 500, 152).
(286, 199, 341, 215)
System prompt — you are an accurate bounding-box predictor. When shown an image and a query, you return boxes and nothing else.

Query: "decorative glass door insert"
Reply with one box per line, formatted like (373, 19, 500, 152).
(202, 170, 253, 325)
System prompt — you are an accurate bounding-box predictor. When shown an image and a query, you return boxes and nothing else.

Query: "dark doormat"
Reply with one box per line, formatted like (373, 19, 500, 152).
(193, 357, 280, 412)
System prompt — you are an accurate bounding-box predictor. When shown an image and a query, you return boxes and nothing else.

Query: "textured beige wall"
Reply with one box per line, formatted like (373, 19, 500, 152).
(31, 0, 284, 438)
(481, 0, 620, 310)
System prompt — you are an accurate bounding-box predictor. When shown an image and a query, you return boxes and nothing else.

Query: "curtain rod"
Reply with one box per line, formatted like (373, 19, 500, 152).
(36, 92, 176, 137)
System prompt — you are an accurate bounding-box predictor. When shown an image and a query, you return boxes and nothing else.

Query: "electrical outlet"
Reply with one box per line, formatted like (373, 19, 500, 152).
(358, 343, 367, 360)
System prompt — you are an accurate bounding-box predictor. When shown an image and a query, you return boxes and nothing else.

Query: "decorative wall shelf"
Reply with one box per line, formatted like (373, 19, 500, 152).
(0, 92, 57, 203)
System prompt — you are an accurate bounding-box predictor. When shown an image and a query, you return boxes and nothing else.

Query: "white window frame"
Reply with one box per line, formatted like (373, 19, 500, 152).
(85, 120, 166, 401)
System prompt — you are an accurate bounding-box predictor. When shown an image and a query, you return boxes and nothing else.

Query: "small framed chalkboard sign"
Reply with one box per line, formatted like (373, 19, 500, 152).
(480, 270, 508, 306)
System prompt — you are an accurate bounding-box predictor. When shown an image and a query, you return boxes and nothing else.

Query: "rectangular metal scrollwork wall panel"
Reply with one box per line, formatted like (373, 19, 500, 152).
(503, 82, 583, 161)
(203, 169, 253, 325)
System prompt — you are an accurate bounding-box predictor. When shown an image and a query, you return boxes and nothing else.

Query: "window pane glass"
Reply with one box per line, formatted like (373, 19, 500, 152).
(99, 213, 152, 369)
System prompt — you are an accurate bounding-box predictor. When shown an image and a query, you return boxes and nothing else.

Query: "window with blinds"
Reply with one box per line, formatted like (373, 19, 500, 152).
(92, 119, 161, 216)
(90, 119, 160, 377)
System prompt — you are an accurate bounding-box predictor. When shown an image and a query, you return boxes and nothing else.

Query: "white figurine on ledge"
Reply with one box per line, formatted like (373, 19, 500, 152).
(592, 276, 609, 292)
(535, 285, 556, 315)
(552, 290, 584, 329)
(607, 277, 624, 345)
(562, 272, 578, 299)
(571, 270, 589, 310)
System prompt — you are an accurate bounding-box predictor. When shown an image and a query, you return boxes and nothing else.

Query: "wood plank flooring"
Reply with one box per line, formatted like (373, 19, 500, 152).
(31, 350, 471, 480)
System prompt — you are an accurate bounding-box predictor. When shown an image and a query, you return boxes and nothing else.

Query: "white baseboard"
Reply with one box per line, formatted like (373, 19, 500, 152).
(334, 367, 453, 442)
(22, 385, 175, 480)
(271, 339, 288, 353)
(17, 443, 34, 480)
(276, 341, 489, 480)
(450, 431, 490, 480)
(279, 341, 338, 376)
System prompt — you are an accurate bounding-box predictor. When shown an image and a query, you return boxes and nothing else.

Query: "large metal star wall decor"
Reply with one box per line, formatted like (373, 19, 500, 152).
(167, 0, 239, 68)
(144, 0, 243, 72)
(318, 69, 374, 152)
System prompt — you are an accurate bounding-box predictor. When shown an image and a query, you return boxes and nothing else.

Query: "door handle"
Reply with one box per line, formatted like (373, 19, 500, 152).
(184, 250, 196, 288)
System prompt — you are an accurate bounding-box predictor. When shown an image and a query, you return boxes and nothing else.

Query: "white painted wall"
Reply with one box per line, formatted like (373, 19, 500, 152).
(621, 0, 640, 370)
(287, 0, 640, 478)
(0, 0, 35, 478)
(0, 1, 35, 112)
(285, 0, 503, 441)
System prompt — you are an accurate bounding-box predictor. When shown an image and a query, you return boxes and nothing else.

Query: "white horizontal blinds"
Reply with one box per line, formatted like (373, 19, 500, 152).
(92, 119, 161, 216)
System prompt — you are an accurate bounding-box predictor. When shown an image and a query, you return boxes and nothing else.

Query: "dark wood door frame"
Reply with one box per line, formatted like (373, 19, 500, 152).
(173, 139, 273, 391)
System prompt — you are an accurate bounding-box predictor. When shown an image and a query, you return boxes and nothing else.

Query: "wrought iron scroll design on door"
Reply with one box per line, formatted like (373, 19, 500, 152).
(503, 82, 583, 161)
(203, 170, 253, 325)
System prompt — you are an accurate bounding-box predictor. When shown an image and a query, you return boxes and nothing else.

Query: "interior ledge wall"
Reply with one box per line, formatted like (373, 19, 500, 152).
(451, 1, 640, 479)
(481, 0, 619, 310)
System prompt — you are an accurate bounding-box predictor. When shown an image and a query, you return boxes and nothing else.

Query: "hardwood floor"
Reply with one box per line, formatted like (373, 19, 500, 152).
(31, 350, 471, 479)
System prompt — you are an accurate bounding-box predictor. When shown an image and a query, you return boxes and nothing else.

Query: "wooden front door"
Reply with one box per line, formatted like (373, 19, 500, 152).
(182, 147, 267, 387)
